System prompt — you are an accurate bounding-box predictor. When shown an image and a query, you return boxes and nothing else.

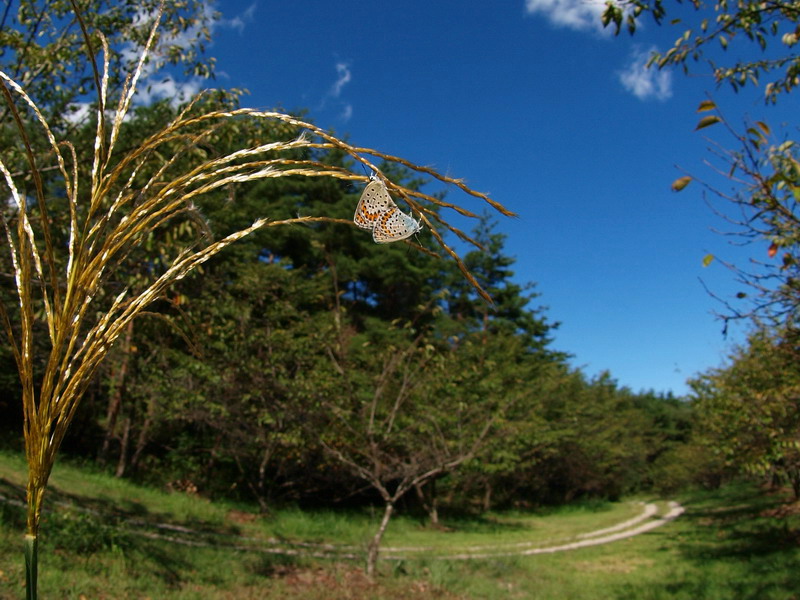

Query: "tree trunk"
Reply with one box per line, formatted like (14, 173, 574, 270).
(414, 479, 439, 526)
(130, 397, 158, 472)
(255, 441, 277, 512)
(482, 479, 493, 512)
(115, 417, 131, 478)
(366, 501, 394, 578)
(98, 321, 134, 464)
(789, 468, 800, 500)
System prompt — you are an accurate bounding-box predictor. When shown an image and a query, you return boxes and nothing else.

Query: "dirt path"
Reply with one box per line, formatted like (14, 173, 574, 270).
(0, 480, 683, 560)
(409, 501, 685, 560)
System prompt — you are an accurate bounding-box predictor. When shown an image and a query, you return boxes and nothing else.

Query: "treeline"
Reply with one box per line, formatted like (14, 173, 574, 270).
(3, 0, 798, 530)
(0, 96, 695, 517)
(687, 328, 800, 499)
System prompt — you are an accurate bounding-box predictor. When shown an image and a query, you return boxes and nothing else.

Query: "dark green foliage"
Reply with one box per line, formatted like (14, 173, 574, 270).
(1, 71, 701, 522)
(29, 99, 695, 512)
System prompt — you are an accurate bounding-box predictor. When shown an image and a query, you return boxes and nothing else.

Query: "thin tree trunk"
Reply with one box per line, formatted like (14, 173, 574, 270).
(482, 479, 492, 512)
(115, 417, 131, 478)
(366, 501, 394, 578)
(790, 469, 800, 500)
(255, 440, 278, 511)
(414, 479, 440, 526)
(257, 443, 273, 492)
(98, 321, 134, 464)
(129, 397, 157, 472)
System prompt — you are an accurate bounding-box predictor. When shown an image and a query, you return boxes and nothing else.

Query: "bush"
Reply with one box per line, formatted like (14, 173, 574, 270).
(44, 509, 131, 555)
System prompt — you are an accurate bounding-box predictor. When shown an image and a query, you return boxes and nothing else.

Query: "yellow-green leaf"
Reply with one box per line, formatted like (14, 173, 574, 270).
(696, 115, 721, 130)
(671, 176, 692, 191)
(702, 254, 715, 267)
(697, 99, 717, 113)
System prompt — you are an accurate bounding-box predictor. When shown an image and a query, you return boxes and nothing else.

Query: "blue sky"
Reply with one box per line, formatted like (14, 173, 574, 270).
(159, 0, 797, 396)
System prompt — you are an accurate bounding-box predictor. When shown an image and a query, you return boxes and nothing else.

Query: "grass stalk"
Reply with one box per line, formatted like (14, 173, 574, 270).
(23, 534, 37, 600)
(1, 2, 513, 594)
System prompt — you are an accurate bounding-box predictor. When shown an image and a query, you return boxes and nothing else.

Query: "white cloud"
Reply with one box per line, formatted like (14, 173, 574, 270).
(525, 0, 609, 32)
(135, 77, 203, 107)
(64, 102, 92, 125)
(122, 4, 220, 107)
(618, 46, 672, 101)
(128, 3, 216, 64)
(54, 1, 247, 125)
(317, 62, 353, 122)
(219, 2, 257, 34)
(330, 62, 352, 98)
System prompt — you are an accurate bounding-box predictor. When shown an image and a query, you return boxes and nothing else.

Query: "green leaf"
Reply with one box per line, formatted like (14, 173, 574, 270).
(695, 115, 722, 130)
(671, 176, 692, 191)
(746, 128, 765, 149)
(702, 254, 715, 267)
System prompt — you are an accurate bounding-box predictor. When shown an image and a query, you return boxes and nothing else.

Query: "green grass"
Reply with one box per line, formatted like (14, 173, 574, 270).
(395, 485, 800, 600)
(1, 450, 799, 599)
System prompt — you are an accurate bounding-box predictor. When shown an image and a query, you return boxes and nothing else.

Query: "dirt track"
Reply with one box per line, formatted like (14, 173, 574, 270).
(387, 501, 685, 560)
(0, 480, 683, 561)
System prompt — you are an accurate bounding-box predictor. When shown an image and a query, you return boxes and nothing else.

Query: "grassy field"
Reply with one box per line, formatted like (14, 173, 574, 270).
(0, 450, 798, 599)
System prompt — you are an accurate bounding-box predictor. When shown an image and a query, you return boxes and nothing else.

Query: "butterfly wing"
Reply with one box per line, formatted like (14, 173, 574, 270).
(354, 180, 394, 230)
(372, 207, 421, 243)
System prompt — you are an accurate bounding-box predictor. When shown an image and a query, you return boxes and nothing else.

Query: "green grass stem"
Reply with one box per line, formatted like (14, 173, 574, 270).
(24, 533, 37, 600)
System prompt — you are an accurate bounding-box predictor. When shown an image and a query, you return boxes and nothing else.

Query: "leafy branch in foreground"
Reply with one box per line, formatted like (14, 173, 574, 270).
(602, 0, 800, 101)
(0, 0, 217, 130)
(671, 100, 800, 330)
(0, 6, 512, 598)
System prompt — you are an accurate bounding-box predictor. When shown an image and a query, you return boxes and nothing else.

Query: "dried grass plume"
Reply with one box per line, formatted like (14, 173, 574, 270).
(0, 3, 513, 598)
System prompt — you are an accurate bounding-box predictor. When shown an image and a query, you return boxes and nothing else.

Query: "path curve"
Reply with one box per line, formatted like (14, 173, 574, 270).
(0, 485, 683, 560)
(412, 501, 684, 560)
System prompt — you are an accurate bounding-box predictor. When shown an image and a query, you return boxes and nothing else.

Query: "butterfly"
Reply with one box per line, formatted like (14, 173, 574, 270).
(354, 178, 421, 244)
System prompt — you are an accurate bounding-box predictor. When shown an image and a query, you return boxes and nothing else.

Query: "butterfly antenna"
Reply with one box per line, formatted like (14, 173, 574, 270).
(358, 163, 377, 180)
